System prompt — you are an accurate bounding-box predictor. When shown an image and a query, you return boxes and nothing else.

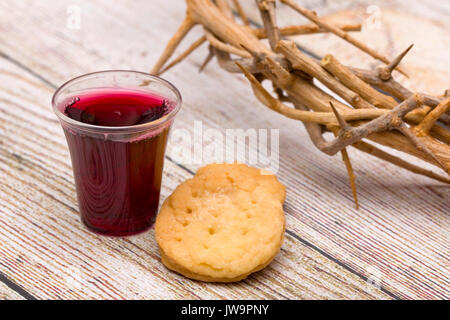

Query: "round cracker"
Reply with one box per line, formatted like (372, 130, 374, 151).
(155, 163, 286, 282)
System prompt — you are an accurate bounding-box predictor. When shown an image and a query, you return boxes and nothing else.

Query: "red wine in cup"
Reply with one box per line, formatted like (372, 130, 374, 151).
(62, 89, 172, 236)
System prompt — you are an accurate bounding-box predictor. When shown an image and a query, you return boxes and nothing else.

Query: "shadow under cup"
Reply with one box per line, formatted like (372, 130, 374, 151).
(52, 71, 182, 236)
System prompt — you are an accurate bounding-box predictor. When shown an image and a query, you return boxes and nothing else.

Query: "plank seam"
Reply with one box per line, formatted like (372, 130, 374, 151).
(285, 230, 401, 300)
(0, 52, 57, 90)
(0, 270, 37, 300)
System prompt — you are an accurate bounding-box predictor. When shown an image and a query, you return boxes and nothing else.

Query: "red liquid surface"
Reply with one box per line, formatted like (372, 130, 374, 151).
(62, 89, 172, 236)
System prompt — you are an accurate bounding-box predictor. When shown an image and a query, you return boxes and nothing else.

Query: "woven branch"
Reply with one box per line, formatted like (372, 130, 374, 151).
(152, 0, 450, 206)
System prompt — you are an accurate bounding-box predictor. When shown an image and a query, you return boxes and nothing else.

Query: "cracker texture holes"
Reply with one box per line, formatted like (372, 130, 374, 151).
(155, 163, 286, 282)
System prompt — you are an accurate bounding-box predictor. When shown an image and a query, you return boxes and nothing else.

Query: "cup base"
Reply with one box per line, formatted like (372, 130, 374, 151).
(81, 215, 156, 237)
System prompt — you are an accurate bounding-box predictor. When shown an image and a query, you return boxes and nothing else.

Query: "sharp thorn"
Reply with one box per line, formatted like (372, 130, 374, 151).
(239, 43, 263, 60)
(235, 61, 259, 86)
(329, 101, 350, 130)
(388, 44, 413, 72)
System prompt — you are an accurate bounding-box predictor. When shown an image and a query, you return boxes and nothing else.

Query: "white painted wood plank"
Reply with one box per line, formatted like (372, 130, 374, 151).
(0, 0, 448, 299)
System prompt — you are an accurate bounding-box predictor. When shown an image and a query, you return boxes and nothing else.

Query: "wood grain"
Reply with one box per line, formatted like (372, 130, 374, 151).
(0, 0, 448, 299)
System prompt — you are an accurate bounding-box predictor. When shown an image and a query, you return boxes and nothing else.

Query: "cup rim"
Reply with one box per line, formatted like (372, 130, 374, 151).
(52, 70, 182, 133)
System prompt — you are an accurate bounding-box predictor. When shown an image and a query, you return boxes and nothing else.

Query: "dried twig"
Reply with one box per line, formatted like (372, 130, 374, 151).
(158, 35, 207, 74)
(215, 49, 289, 73)
(280, 0, 408, 76)
(236, 62, 387, 124)
(205, 30, 252, 57)
(256, 0, 279, 50)
(253, 22, 361, 38)
(350, 67, 412, 101)
(321, 53, 398, 109)
(397, 125, 448, 173)
(415, 97, 450, 135)
(277, 40, 376, 110)
(152, 16, 196, 74)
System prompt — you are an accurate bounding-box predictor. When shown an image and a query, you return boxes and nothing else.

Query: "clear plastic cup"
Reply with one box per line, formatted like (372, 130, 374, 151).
(52, 71, 181, 236)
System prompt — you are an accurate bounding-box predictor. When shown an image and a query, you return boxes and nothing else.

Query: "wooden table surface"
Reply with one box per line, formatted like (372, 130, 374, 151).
(0, 0, 448, 300)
